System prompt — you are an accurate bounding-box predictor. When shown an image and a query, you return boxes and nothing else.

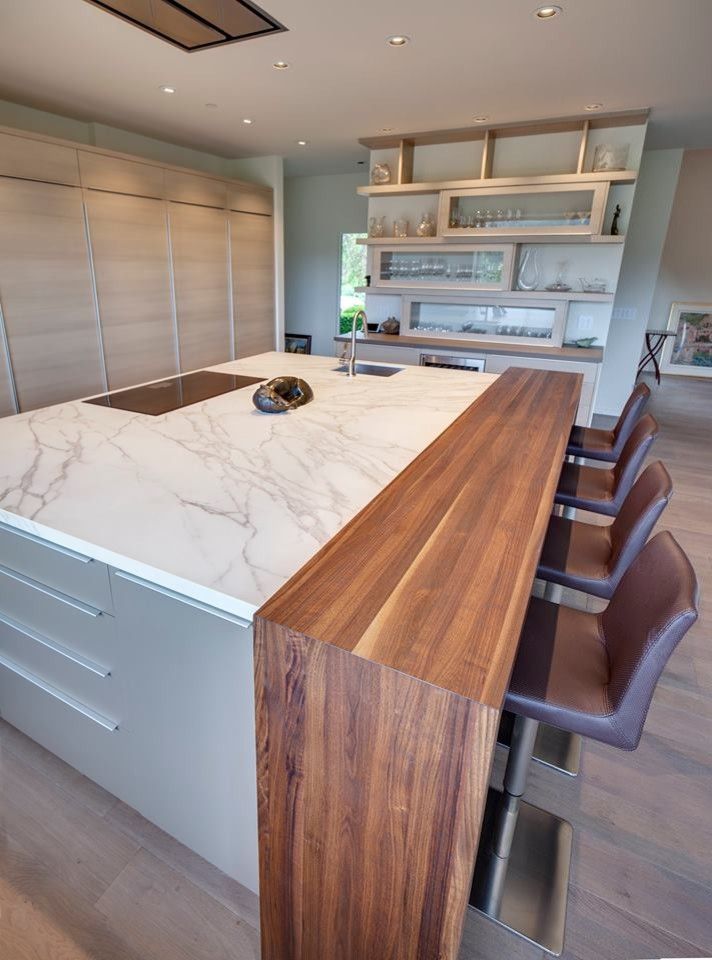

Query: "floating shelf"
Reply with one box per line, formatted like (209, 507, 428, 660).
(358, 235, 625, 246)
(357, 170, 638, 198)
(357, 286, 614, 302)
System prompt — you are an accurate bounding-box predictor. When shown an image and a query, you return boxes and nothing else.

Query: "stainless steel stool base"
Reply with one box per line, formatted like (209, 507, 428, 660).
(498, 711, 582, 777)
(469, 787, 573, 956)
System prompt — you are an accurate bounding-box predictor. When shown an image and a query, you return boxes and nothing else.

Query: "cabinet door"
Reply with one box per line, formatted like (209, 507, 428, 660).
(230, 212, 275, 359)
(165, 170, 227, 209)
(228, 184, 272, 216)
(78, 151, 165, 199)
(85, 191, 178, 390)
(0, 179, 105, 411)
(169, 203, 232, 371)
(0, 131, 79, 186)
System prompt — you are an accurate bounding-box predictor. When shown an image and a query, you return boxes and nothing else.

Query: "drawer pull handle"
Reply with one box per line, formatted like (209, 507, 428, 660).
(113, 570, 251, 628)
(0, 653, 118, 731)
(0, 563, 102, 617)
(0, 521, 92, 563)
(0, 612, 110, 678)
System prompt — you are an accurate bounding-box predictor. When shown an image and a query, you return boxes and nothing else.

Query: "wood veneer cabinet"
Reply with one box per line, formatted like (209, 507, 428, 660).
(169, 202, 232, 372)
(231, 211, 275, 359)
(0, 131, 80, 186)
(85, 191, 178, 390)
(0, 179, 105, 410)
(78, 151, 166, 199)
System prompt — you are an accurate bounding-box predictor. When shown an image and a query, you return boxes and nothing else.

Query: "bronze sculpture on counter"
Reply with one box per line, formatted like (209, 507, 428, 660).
(252, 377, 314, 413)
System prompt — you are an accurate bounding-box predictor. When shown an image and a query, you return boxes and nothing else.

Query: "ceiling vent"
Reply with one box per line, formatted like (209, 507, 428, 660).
(84, 0, 287, 52)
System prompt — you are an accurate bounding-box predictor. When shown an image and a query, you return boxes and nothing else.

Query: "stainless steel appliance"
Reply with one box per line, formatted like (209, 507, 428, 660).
(419, 353, 487, 372)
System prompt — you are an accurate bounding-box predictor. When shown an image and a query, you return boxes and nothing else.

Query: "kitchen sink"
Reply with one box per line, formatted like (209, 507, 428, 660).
(333, 363, 404, 377)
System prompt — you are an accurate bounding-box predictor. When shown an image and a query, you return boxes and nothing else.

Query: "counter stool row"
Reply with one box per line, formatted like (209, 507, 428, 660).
(471, 381, 700, 956)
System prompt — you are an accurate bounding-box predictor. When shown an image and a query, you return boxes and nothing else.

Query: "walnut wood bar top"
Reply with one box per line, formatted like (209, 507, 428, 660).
(258, 366, 581, 708)
(334, 331, 604, 362)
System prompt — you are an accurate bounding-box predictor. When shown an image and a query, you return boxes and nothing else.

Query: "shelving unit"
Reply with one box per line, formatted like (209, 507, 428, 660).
(357, 286, 614, 303)
(357, 170, 637, 198)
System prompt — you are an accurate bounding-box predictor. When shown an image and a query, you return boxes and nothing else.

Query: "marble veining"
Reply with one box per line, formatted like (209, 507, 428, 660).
(0, 353, 497, 621)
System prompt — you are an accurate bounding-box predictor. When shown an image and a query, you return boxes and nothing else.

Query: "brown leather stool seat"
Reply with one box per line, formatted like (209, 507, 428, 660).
(507, 531, 698, 749)
(555, 414, 658, 517)
(538, 461, 672, 598)
(567, 382, 650, 462)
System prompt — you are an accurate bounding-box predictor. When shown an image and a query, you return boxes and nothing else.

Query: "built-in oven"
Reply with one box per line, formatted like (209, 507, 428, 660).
(419, 353, 487, 372)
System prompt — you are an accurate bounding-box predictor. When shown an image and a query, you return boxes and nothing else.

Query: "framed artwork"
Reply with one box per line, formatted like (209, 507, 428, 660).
(284, 333, 312, 355)
(661, 302, 712, 377)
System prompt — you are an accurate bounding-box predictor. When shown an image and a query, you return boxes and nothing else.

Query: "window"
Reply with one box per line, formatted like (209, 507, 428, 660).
(338, 233, 367, 334)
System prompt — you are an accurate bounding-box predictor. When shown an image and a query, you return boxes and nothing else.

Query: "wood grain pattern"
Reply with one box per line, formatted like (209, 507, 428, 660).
(228, 184, 273, 216)
(85, 190, 178, 390)
(230, 212, 275, 359)
(0, 129, 80, 185)
(165, 170, 228, 209)
(0, 178, 105, 411)
(168, 202, 232, 371)
(256, 368, 581, 960)
(79, 150, 166, 198)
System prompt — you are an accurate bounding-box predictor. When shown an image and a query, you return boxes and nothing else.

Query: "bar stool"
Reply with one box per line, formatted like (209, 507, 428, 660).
(539, 460, 672, 599)
(471, 532, 699, 955)
(567, 382, 650, 462)
(555, 414, 658, 517)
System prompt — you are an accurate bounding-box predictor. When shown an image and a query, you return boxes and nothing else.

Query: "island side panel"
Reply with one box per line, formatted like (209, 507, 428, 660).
(255, 618, 499, 960)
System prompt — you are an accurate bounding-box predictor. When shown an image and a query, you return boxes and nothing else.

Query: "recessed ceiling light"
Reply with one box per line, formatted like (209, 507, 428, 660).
(472, 115, 489, 123)
(242, 118, 254, 125)
(159, 85, 176, 94)
(296, 140, 308, 146)
(584, 102, 603, 111)
(386, 35, 410, 46)
(273, 61, 289, 69)
(534, 5, 562, 18)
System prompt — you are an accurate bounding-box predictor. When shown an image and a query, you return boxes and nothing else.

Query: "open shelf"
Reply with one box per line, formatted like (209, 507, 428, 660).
(357, 286, 614, 302)
(357, 170, 638, 198)
(358, 235, 625, 246)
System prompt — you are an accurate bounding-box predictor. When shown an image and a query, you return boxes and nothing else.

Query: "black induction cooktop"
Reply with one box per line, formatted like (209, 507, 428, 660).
(85, 370, 266, 416)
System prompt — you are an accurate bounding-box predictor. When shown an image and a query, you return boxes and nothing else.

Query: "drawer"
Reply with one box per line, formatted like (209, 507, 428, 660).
(0, 521, 113, 611)
(0, 564, 116, 665)
(0, 611, 118, 720)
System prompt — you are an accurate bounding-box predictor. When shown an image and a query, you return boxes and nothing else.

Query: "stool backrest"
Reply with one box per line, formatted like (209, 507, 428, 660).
(613, 382, 651, 443)
(601, 531, 698, 749)
(609, 461, 673, 581)
(612, 414, 658, 495)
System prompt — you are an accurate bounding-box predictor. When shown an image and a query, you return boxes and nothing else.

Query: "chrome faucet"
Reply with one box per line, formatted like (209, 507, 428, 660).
(346, 309, 368, 377)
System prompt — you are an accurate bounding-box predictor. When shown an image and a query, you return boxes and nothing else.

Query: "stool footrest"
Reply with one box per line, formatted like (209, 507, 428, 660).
(470, 787, 573, 956)
(498, 712, 582, 777)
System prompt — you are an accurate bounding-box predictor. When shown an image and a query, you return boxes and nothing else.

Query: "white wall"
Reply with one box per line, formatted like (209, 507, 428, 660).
(598, 149, 683, 414)
(649, 149, 712, 326)
(284, 172, 368, 357)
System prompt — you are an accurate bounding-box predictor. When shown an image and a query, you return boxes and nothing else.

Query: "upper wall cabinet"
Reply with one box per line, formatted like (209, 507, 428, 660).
(228, 185, 273, 216)
(0, 131, 80, 186)
(78, 151, 165, 199)
(165, 171, 228, 209)
(230, 211, 275, 359)
(85, 191, 178, 390)
(169, 203, 231, 372)
(0, 179, 105, 411)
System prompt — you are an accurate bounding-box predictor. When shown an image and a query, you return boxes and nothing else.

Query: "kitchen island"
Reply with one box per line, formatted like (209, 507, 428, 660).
(0, 352, 580, 958)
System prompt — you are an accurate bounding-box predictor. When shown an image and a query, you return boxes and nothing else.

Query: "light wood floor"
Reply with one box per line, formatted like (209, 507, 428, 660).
(0, 372, 710, 960)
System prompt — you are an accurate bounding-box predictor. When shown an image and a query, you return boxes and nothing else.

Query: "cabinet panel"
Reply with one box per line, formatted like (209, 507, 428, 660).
(165, 170, 227, 208)
(78, 151, 165, 199)
(169, 203, 232, 371)
(0, 131, 79, 186)
(0, 318, 16, 417)
(85, 191, 178, 390)
(0, 179, 105, 411)
(228, 184, 273, 216)
(231, 212, 275, 359)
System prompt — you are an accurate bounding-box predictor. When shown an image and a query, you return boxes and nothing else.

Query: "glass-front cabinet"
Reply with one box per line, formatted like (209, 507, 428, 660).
(403, 296, 567, 346)
(438, 182, 609, 238)
(369, 244, 514, 291)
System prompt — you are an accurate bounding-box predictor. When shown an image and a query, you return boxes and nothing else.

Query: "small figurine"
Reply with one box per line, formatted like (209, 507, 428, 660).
(252, 377, 313, 414)
(610, 204, 622, 236)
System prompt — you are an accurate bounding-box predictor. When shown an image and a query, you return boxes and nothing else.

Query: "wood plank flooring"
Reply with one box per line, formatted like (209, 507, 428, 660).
(0, 371, 710, 960)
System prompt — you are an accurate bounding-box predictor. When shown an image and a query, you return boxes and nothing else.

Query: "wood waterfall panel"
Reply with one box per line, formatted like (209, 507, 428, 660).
(255, 368, 582, 960)
(0, 179, 105, 411)
(230, 212, 275, 359)
(168, 203, 232, 372)
(85, 191, 178, 390)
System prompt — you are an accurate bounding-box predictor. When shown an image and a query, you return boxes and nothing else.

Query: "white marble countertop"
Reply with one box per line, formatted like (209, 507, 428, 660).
(0, 353, 496, 622)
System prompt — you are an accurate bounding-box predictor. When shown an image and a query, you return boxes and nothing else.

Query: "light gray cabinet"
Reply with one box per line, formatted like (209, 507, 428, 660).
(169, 202, 232, 371)
(85, 190, 178, 390)
(0, 178, 106, 410)
(231, 211, 276, 359)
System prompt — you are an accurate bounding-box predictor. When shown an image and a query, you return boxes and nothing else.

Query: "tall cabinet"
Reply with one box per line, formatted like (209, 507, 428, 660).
(0, 127, 276, 416)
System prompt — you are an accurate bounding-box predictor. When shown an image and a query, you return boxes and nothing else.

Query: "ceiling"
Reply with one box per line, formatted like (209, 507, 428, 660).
(0, 0, 711, 176)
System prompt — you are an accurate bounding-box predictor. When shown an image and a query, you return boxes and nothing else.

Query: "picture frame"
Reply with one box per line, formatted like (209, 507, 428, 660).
(284, 333, 312, 355)
(661, 302, 712, 377)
